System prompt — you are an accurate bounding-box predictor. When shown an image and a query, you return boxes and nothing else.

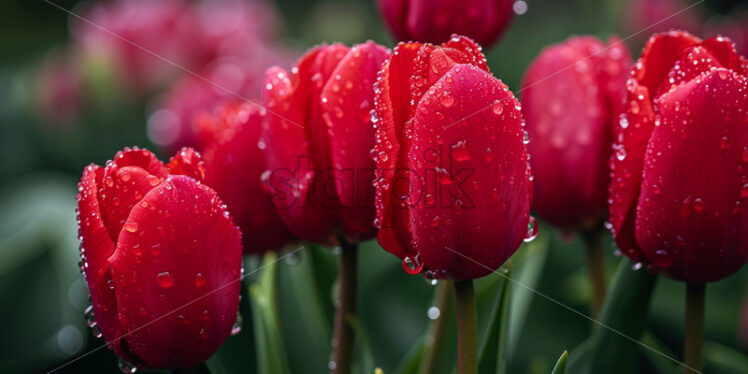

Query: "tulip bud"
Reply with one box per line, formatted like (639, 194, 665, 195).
(76, 147, 242, 369)
(522, 36, 631, 230)
(260, 41, 390, 244)
(195, 100, 295, 253)
(373, 35, 532, 280)
(378, 0, 514, 49)
(609, 31, 748, 282)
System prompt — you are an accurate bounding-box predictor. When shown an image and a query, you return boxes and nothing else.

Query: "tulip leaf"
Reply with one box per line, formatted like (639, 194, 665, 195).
(275, 246, 334, 373)
(639, 331, 679, 374)
(347, 315, 375, 374)
(704, 340, 748, 374)
(550, 351, 568, 374)
(506, 234, 550, 359)
(585, 258, 658, 374)
(477, 261, 512, 374)
(248, 253, 290, 374)
(392, 336, 426, 374)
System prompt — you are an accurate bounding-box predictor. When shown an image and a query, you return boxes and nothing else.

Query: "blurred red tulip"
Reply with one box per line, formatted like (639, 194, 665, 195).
(260, 41, 390, 244)
(76, 147, 242, 369)
(522, 36, 631, 230)
(73, 0, 285, 94)
(373, 35, 532, 280)
(34, 48, 84, 127)
(609, 31, 748, 282)
(626, 0, 702, 44)
(148, 51, 289, 151)
(704, 13, 748, 57)
(73, 0, 198, 92)
(195, 101, 295, 253)
(378, 0, 514, 48)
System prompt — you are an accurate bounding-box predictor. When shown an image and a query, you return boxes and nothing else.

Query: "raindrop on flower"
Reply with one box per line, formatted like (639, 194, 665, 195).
(231, 311, 243, 336)
(118, 358, 137, 374)
(402, 255, 424, 274)
(156, 272, 174, 289)
(524, 216, 539, 242)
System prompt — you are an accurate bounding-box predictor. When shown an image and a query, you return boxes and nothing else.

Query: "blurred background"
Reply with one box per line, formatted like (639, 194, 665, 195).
(1, 0, 747, 373)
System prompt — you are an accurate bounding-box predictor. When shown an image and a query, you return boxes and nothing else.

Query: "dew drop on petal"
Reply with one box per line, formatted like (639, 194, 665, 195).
(491, 99, 504, 115)
(194, 273, 206, 288)
(231, 311, 243, 336)
(524, 216, 539, 242)
(156, 272, 174, 289)
(123, 222, 138, 233)
(118, 357, 137, 374)
(402, 256, 424, 274)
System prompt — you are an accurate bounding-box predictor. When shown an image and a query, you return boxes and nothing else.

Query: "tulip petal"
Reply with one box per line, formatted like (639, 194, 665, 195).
(262, 48, 337, 243)
(609, 78, 657, 260)
(407, 64, 530, 279)
(108, 175, 242, 369)
(202, 102, 294, 253)
(634, 31, 700, 97)
(523, 37, 628, 228)
(166, 147, 206, 182)
(404, 0, 513, 47)
(374, 42, 424, 258)
(320, 42, 389, 239)
(634, 69, 748, 282)
(77, 165, 138, 363)
(100, 148, 168, 241)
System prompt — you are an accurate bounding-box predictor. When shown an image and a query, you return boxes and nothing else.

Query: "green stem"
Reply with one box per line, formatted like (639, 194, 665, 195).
(583, 230, 606, 317)
(331, 241, 357, 374)
(418, 281, 453, 374)
(453, 280, 478, 374)
(172, 362, 211, 374)
(684, 282, 705, 374)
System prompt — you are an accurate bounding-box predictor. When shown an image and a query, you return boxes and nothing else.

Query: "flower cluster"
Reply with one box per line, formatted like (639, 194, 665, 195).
(68, 1, 747, 371)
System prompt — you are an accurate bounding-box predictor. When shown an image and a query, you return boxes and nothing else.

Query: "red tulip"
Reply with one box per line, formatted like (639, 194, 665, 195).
(149, 50, 289, 151)
(609, 31, 748, 282)
(76, 147, 242, 369)
(373, 35, 533, 280)
(260, 41, 390, 244)
(626, 0, 702, 45)
(522, 36, 631, 230)
(195, 100, 295, 253)
(72, 0, 198, 92)
(378, 0, 514, 49)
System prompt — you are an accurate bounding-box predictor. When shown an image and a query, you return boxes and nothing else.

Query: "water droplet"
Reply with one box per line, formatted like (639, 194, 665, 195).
(284, 250, 300, 265)
(90, 323, 102, 338)
(123, 222, 138, 233)
(441, 94, 454, 108)
(119, 171, 131, 182)
(431, 279, 438, 286)
(741, 183, 748, 198)
(491, 99, 504, 115)
(118, 357, 138, 373)
(652, 249, 672, 268)
(632, 262, 643, 271)
(451, 140, 470, 161)
(615, 147, 627, 161)
(194, 273, 206, 288)
(231, 311, 243, 336)
(522, 130, 530, 145)
(328, 361, 337, 370)
(402, 255, 424, 274)
(146, 175, 160, 187)
(692, 198, 706, 212)
(84, 305, 96, 327)
(156, 272, 174, 289)
(524, 216, 539, 242)
(427, 306, 441, 320)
